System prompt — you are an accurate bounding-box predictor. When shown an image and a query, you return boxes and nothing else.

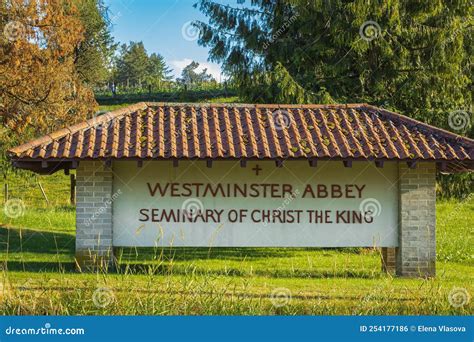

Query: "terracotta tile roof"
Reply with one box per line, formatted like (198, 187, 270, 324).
(8, 102, 474, 173)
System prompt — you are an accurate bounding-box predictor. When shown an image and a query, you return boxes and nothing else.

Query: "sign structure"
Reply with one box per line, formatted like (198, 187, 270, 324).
(11, 102, 467, 276)
(112, 161, 398, 247)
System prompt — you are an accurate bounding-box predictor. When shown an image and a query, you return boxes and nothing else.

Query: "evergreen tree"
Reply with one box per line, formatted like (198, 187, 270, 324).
(194, 0, 472, 133)
(145, 53, 173, 90)
(114, 41, 149, 88)
(113, 42, 173, 91)
(74, 0, 116, 85)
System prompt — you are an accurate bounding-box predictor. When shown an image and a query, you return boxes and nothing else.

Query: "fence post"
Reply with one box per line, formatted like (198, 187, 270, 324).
(70, 174, 76, 205)
(4, 182, 8, 203)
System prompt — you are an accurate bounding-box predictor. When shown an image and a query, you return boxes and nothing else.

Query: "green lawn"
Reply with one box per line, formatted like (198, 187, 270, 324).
(98, 96, 240, 112)
(0, 171, 473, 315)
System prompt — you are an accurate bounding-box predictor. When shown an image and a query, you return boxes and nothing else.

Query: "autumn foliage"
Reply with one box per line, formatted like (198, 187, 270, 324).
(0, 0, 97, 138)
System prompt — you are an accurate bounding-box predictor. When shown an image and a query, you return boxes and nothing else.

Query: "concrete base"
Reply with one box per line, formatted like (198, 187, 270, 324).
(381, 247, 397, 275)
(75, 249, 115, 272)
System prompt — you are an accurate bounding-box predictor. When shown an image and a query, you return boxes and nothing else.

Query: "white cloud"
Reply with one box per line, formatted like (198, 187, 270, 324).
(169, 58, 224, 82)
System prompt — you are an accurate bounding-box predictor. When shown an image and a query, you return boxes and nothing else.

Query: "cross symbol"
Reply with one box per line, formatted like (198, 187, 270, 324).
(252, 164, 262, 176)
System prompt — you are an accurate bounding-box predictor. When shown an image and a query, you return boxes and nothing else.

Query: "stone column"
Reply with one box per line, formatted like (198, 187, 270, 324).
(397, 162, 436, 277)
(75, 161, 114, 271)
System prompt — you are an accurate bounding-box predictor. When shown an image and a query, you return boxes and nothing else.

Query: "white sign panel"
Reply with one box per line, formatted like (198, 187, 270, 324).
(112, 160, 398, 247)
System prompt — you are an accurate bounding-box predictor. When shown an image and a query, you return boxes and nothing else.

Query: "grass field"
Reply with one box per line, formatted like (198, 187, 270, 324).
(0, 169, 472, 316)
(98, 96, 240, 112)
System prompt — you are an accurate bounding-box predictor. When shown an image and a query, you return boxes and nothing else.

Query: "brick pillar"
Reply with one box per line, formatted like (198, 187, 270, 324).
(75, 161, 114, 271)
(381, 247, 396, 274)
(397, 162, 436, 277)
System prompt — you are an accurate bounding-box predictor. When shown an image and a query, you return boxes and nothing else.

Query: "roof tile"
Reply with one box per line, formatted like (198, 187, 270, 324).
(8, 102, 474, 173)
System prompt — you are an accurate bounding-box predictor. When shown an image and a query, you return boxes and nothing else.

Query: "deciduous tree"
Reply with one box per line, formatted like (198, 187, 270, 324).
(177, 60, 216, 87)
(0, 0, 97, 138)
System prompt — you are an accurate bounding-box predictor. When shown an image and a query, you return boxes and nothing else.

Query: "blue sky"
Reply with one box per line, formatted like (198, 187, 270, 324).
(104, 0, 236, 80)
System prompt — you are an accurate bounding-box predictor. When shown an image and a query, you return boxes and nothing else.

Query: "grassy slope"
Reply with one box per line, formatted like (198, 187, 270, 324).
(1, 169, 472, 315)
